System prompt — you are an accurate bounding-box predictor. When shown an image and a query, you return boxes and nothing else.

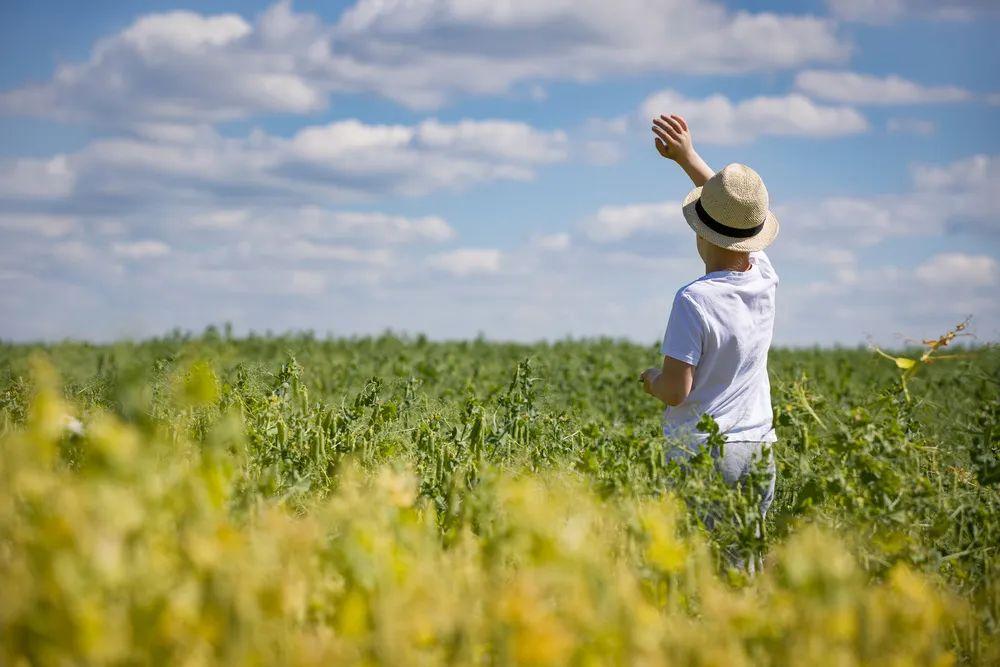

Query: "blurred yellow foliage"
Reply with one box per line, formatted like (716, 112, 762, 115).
(0, 363, 970, 665)
(179, 360, 221, 408)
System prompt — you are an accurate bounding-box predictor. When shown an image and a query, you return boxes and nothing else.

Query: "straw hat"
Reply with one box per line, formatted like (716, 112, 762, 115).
(682, 163, 779, 252)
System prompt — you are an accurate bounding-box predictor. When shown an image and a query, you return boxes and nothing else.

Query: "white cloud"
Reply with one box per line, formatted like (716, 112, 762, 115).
(269, 240, 390, 264)
(576, 115, 631, 166)
(2, 161, 997, 346)
(0, 118, 567, 207)
(532, 233, 571, 251)
(333, 0, 848, 108)
(0, 4, 329, 124)
(112, 240, 171, 259)
(0, 214, 77, 237)
(825, 0, 902, 24)
(0, 195, 464, 341)
(290, 121, 414, 161)
(523, 152, 998, 345)
(0, 156, 76, 199)
(288, 270, 327, 295)
(413, 119, 568, 163)
(52, 241, 99, 265)
(909, 153, 995, 191)
(277, 117, 567, 196)
(825, 0, 998, 24)
(795, 70, 972, 105)
(426, 248, 503, 276)
(8, 154, 985, 346)
(582, 202, 686, 242)
(750, 154, 999, 341)
(528, 85, 548, 102)
(122, 10, 252, 50)
(189, 209, 251, 230)
(584, 116, 629, 137)
(778, 251, 998, 345)
(0, 0, 993, 351)
(193, 207, 445, 263)
(915, 253, 999, 286)
(573, 155, 998, 252)
(775, 154, 1000, 250)
(581, 141, 625, 166)
(639, 89, 868, 145)
(887, 118, 936, 135)
(0, 1, 849, 122)
(327, 211, 455, 243)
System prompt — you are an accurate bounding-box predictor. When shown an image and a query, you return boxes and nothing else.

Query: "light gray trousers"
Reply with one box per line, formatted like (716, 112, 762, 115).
(710, 440, 776, 518)
(666, 439, 776, 516)
(666, 439, 777, 573)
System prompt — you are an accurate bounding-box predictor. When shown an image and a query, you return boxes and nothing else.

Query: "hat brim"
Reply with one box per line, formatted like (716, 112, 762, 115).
(682, 186, 779, 253)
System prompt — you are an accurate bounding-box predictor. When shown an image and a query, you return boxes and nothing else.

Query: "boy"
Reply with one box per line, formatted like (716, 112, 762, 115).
(640, 113, 779, 530)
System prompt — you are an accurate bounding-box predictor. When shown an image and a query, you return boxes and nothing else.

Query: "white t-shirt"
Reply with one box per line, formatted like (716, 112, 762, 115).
(660, 251, 778, 445)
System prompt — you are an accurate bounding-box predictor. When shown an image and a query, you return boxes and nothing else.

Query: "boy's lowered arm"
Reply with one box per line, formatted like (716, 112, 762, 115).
(651, 114, 714, 187)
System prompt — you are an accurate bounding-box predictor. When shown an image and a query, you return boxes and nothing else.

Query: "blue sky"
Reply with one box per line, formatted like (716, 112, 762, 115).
(0, 0, 998, 346)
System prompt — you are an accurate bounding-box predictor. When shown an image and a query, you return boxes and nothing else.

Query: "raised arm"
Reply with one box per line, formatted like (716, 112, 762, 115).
(651, 114, 714, 187)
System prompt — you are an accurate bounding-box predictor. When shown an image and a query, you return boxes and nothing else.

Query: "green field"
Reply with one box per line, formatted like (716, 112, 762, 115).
(1, 329, 997, 664)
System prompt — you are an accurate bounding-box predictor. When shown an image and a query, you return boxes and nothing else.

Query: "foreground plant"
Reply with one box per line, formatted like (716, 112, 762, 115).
(0, 361, 979, 665)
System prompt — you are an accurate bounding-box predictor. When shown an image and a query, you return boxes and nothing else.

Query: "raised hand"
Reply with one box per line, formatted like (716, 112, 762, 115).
(652, 114, 693, 163)
(651, 113, 713, 187)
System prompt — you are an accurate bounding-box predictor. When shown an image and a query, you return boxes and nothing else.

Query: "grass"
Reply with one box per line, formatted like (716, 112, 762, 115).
(1, 328, 997, 664)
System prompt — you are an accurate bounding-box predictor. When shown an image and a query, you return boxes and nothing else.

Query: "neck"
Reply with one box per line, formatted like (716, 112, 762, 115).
(705, 250, 751, 274)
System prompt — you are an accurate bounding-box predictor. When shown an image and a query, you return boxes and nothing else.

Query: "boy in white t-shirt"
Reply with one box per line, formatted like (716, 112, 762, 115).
(640, 113, 780, 526)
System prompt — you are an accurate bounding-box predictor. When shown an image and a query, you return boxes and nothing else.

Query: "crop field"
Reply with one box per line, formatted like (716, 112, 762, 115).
(1, 327, 998, 665)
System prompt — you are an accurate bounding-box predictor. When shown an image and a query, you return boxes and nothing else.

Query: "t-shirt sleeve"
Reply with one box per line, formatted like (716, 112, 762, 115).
(751, 250, 778, 282)
(660, 292, 704, 366)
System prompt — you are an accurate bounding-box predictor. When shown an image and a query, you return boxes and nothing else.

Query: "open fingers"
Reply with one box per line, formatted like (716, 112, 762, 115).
(660, 114, 685, 136)
(671, 114, 688, 132)
(652, 126, 675, 149)
(653, 119, 681, 143)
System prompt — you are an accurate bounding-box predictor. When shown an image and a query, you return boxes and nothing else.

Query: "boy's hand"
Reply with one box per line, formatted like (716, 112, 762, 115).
(640, 367, 661, 396)
(651, 113, 714, 187)
(652, 114, 694, 163)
